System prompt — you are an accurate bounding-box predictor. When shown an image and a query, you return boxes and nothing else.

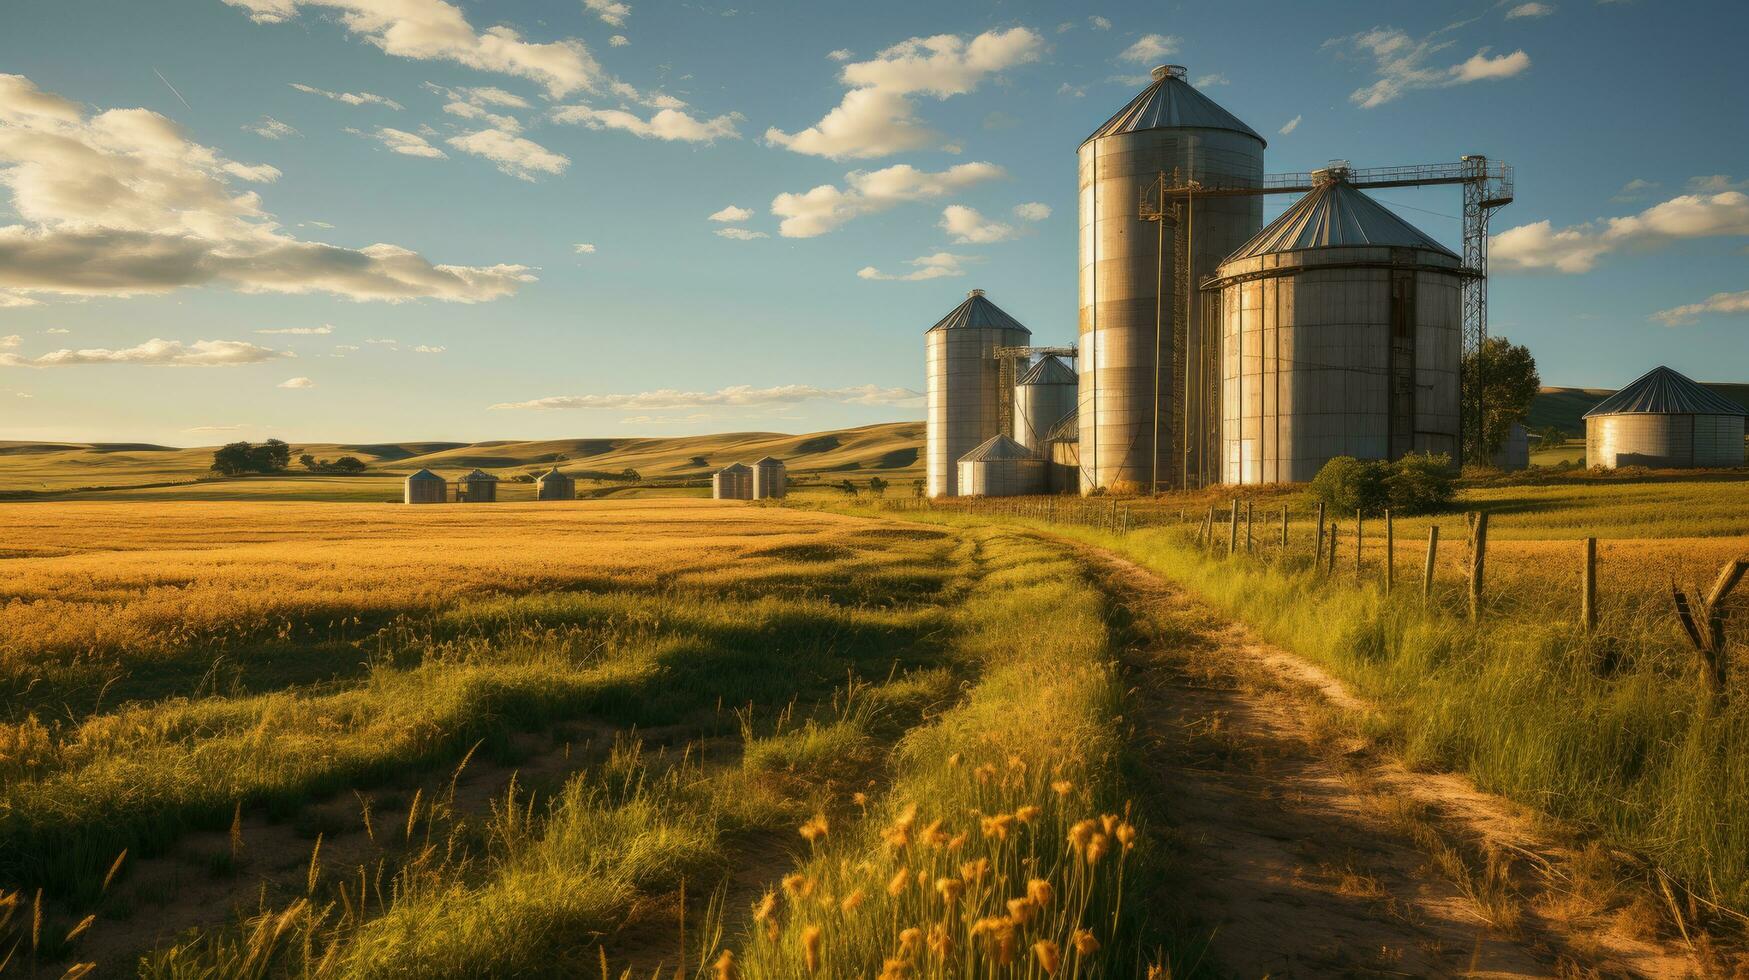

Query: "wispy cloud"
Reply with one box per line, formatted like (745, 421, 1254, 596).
(353, 126, 449, 158)
(1332, 26, 1530, 107)
(1279, 114, 1302, 135)
(1119, 34, 1179, 63)
(278, 376, 315, 388)
(290, 82, 404, 110)
(584, 0, 630, 27)
(574, 243, 597, 254)
(1505, 2, 1555, 18)
(244, 115, 301, 139)
(491, 383, 922, 411)
(255, 324, 335, 335)
(857, 251, 976, 281)
(709, 205, 754, 222)
(771, 162, 1005, 238)
(1651, 289, 1749, 326)
(0, 338, 294, 368)
(1013, 202, 1050, 221)
(714, 228, 768, 240)
(1492, 183, 1749, 273)
(552, 104, 741, 142)
(445, 129, 569, 180)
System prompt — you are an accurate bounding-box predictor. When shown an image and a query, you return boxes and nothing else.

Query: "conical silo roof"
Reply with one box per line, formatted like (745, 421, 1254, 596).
(1018, 354, 1076, 386)
(460, 468, 498, 482)
(406, 468, 443, 481)
(958, 434, 1037, 462)
(1046, 408, 1079, 443)
(719, 461, 751, 473)
(1084, 65, 1264, 147)
(1225, 170, 1459, 262)
(752, 455, 783, 465)
(1583, 366, 1747, 417)
(926, 289, 1032, 335)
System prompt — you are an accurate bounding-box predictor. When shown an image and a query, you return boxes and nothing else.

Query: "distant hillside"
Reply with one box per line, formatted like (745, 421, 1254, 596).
(0, 422, 925, 497)
(1530, 383, 1749, 435)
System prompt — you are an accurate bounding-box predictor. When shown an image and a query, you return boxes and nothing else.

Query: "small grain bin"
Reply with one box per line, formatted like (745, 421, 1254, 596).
(925, 289, 1032, 497)
(536, 466, 575, 500)
(957, 434, 1046, 497)
(1013, 355, 1077, 455)
(751, 456, 787, 500)
(1046, 408, 1081, 494)
(1584, 366, 1747, 469)
(712, 462, 753, 500)
(1491, 424, 1530, 471)
(457, 468, 499, 502)
(404, 468, 447, 504)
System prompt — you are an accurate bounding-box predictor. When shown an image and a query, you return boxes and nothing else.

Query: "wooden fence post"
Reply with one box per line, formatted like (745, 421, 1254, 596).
(1280, 505, 1289, 548)
(1228, 499, 1240, 556)
(1384, 509, 1395, 595)
(1582, 537, 1597, 631)
(1205, 506, 1216, 549)
(1245, 500, 1254, 553)
(1423, 525, 1438, 600)
(1468, 512, 1489, 620)
(1315, 501, 1326, 563)
(1672, 558, 1748, 701)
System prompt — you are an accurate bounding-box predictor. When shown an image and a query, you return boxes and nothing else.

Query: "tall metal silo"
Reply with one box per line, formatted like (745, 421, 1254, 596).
(1046, 409, 1080, 494)
(751, 456, 787, 499)
(925, 289, 1031, 497)
(457, 469, 500, 502)
(1584, 366, 1747, 469)
(536, 466, 575, 500)
(1079, 64, 1266, 494)
(712, 462, 753, 500)
(404, 468, 447, 504)
(957, 434, 1046, 497)
(1013, 355, 1077, 455)
(1208, 168, 1467, 484)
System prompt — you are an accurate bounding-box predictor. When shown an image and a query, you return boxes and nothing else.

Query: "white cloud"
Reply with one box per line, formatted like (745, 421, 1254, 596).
(1611, 177, 1658, 202)
(939, 205, 1016, 244)
(709, 205, 754, 222)
(0, 334, 18, 348)
(1505, 2, 1554, 18)
(1194, 73, 1228, 87)
(245, 116, 301, 139)
(0, 291, 39, 307)
(714, 228, 767, 240)
(1119, 34, 1178, 64)
(492, 383, 921, 411)
(1652, 289, 1749, 327)
(1492, 187, 1749, 274)
(357, 126, 449, 157)
(0, 337, 294, 368)
(0, 75, 531, 303)
(1089, 16, 1112, 30)
(278, 376, 315, 388)
(412, 344, 446, 352)
(552, 104, 741, 142)
(856, 251, 975, 281)
(1057, 82, 1086, 99)
(1688, 175, 1749, 193)
(584, 0, 630, 27)
(771, 161, 1006, 238)
(826, 48, 854, 61)
(14, 392, 31, 398)
(767, 27, 1043, 160)
(334, 343, 360, 352)
(446, 128, 569, 180)
(609, 35, 628, 47)
(290, 82, 404, 110)
(1013, 202, 1050, 221)
(1279, 114, 1302, 135)
(256, 324, 335, 335)
(44, 327, 68, 333)
(230, 1, 603, 99)
(574, 243, 597, 253)
(441, 100, 522, 133)
(1336, 27, 1531, 107)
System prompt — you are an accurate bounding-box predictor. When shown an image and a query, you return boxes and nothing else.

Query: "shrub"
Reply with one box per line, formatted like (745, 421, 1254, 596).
(1310, 453, 1454, 517)
(1383, 452, 1455, 515)
(1309, 456, 1388, 515)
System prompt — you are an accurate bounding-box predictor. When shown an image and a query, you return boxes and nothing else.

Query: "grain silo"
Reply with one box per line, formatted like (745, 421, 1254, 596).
(1079, 64, 1266, 493)
(404, 468, 446, 504)
(458, 469, 499, 502)
(712, 462, 753, 500)
(1208, 167, 1466, 484)
(535, 466, 575, 500)
(957, 434, 1046, 497)
(1046, 408, 1081, 494)
(1492, 424, 1530, 471)
(751, 456, 787, 500)
(1584, 366, 1747, 469)
(1013, 355, 1077, 455)
(925, 289, 1031, 497)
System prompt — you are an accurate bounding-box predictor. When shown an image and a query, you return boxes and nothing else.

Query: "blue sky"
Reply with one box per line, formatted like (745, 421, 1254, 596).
(0, 0, 1744, 444)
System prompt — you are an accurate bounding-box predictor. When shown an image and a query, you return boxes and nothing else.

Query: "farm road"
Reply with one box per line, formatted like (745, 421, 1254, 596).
(1071, 544, 1711, 979)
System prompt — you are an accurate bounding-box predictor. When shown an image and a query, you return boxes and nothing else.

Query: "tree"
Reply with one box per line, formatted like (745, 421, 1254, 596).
(620, 468, 642, 483)
(1310, 453, 1454, 517)
(838, 479, 859, 499)
(211, 442, 256, 476)
(1464, 336, 1540, 462)
(912, 478, 926, 500)
(867, 476, 888, 498)
(330, 456, 367, 474)
(299, 453, 319, 471)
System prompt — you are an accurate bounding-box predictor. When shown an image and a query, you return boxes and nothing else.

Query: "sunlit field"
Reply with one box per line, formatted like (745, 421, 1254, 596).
(0, 499, 1162, 977)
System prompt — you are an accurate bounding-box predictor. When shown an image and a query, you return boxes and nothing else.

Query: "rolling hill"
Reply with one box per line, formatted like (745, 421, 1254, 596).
(1529, 383, 1749, 435)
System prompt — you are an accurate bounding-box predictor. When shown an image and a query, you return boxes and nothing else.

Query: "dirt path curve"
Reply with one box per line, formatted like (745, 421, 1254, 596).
(1071, 543, 1716, 979)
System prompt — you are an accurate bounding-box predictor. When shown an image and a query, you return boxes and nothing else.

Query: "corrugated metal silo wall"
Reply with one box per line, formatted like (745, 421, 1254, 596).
(1586, 415, 1694, 468)
(752, 462, 787, 499)
(1077, 129, 1263, 493)
(1217, 252, 1461, 483)
(1695, 415, 1747, 466)
(926, 326, 1030, 497)
(537, 477, 575, 500)
(1013, 377, 1076, 455)
(405, 479, 446, 504)
(957, 457, 1047, 497)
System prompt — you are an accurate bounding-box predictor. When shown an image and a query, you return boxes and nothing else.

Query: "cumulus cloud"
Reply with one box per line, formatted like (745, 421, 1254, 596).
(709, 205, 754, 222)
(441, 100, 521, 132)
(714, 228, 767, 240)
(0, 291, 39, 307)
(1279, 114, 1302, 135)
(412, 344, 446, 352)
(939, 205, 1017, 244)
(278, 376, 315, 388)
(584, 0, 630, 27)
(1194, 73, 1228, 87)
(256, 324, 334, 335)
(1651, 289, 1749, 327)
(609, 35, 628, 47)
(229, 0, 603, 98)
(245, 116, 301, 139)
(492, 383, 921, 411)
(1505, 2, 1554, 18)
(766, 27, 1043, 160)
(0, 334, 18, 348)
(1013, 202, 1050, 221)
(0, 337, 294, 368)
(446, 128, 569, 179)
(290, 82, 404, 110)
(0, 75, 532, 303)
(1492, 186, 1749, 274)
(771, 161, 1006, 238)
(1119, 34, 1178, 63)
(1611, 178, 1659, 202)
(826, 48, 854, 61)
(356, 126, 448, 157)
(574, 243, 597, 253)
(552, 103, 740, 142)
(1089, 16, 1112, 30)
(856, 251, 975, 281)
(1334, 27, 1531, 107)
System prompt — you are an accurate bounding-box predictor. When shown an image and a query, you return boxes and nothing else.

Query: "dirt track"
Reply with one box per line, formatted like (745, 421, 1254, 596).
(1075, 543, 1719, 979)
